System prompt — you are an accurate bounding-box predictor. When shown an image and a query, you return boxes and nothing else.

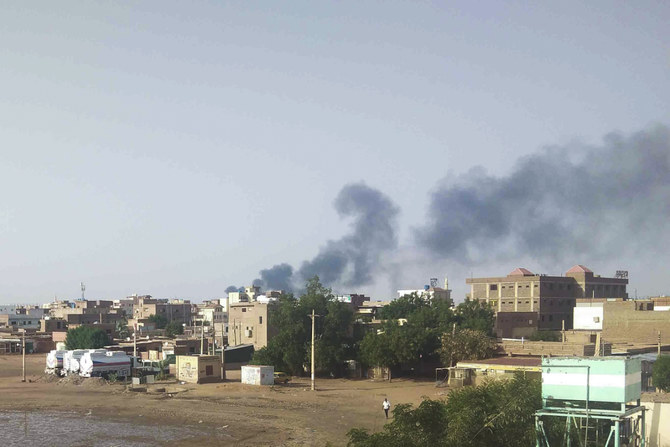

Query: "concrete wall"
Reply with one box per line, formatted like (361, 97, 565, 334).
(573, 306, 603, 330)
(228, 302, 275, 349)
(603, 301, 670, 344)
(643, 400, 670, 447)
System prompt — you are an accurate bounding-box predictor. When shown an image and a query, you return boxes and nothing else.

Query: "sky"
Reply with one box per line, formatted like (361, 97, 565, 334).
(1, 1, 669, 304)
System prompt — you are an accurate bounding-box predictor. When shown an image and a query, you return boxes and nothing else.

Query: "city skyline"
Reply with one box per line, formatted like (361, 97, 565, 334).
(2, 2, 669, 304)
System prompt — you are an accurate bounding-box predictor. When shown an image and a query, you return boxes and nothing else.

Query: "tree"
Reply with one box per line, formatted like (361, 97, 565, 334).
(65, 326, 110, 349)
(359, 328, 396, 380)
(347, 374, 545, 447)
(115, 317, 130, 339)
(165, 321, 184, 338)
(438, 329, 497, 367)
(653, 355, 670, 392)
(453, 299, 495, 335)
(147, 314, 168, 329)
(251, 276, 354, 377)
(359, 321, 438, 381)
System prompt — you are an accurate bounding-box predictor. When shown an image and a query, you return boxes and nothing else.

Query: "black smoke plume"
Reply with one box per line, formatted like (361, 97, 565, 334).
(257, 183, 399, 292)
(415, 125, 670, 263)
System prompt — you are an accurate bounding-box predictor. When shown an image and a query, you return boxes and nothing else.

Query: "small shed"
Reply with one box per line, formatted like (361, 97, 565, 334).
(241, 365, 274, 386)
(176, 355, 221, 384)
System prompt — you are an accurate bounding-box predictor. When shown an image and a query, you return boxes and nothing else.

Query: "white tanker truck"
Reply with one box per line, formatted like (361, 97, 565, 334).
(63, 349, 107, 375)
(79, 351, 132, 379)
(45, 350, 67, 376)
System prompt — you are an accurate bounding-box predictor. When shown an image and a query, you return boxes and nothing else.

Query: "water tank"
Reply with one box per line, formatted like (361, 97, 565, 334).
(542, 357, 641, 405)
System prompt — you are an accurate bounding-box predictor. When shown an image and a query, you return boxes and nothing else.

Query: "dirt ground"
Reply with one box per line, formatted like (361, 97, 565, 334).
(0, 355, 446, 446)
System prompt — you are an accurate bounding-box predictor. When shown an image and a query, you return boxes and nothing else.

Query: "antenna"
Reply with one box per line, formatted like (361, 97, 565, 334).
(80, 282, 86, 301)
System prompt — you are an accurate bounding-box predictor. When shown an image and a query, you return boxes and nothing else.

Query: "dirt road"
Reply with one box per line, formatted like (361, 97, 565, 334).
(0, 355, 444, 446)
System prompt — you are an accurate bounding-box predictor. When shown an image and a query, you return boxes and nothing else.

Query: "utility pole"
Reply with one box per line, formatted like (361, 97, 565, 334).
(659, 331, 662, 356)
(219, 323, 226, 380)
(561, 320, 565, 343)
(21, 329, 26, 383)
(310, 309, 317, 391)
(200, 320, 204, 355)
(133, 322, 137, 359)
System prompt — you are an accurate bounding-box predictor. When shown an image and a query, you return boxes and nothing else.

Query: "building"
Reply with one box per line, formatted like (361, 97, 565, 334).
(132, 296, 192, 325)
(467, 265, 628, 332)
(228, 302, 276, 349)
(398, 278, 452, 302)
(228, 285, 262, 304)
(0, 314, 41, 330)
(601, 300, 670, 345)
(176, 355, 221, 384)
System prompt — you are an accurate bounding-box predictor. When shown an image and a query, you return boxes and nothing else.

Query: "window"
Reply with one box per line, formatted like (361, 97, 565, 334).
(242, 308, 247, 313)
(489, 284, 498, 291)
(259, 316, 263, 324)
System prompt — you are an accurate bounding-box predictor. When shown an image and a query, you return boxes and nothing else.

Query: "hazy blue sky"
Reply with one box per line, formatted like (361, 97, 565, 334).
(1, 2, 669, 304)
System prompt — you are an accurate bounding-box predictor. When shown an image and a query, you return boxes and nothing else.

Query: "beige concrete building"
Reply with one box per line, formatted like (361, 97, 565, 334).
(467, 265, 628, 332)
(228, 302, 276, 349)
(176, 355, 221, 384)
(228, 285, 262, 304)
(132, 296, 192, 325)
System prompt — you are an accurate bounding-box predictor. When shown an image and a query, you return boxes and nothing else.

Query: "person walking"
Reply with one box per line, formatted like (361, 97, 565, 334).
(382, 398, 391, 419)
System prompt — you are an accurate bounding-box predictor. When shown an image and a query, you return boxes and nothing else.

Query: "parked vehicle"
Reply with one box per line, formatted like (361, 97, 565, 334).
(45, 350, 67, 376)
(274, 372, 291, 384)
(79, 351, 131, 379)
(63, 349, 107, 375)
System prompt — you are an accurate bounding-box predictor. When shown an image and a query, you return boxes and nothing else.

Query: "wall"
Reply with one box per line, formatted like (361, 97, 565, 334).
(603, 301, 670, 344)
(573, 306, 603, 330)
(643, 400, 670, 447)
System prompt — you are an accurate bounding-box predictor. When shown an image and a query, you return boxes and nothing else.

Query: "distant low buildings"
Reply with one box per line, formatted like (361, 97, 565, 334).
(398, 278, 452, 302)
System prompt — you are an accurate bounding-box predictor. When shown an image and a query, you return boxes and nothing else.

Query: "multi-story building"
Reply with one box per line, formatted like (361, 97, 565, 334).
(132, 296, 192, 325)
(467, 265, 628, 334)
(0, 314, 41, 330)
(195, 298, 229, 334)
(228, 301, 276, 349)
(228, 285, 262, 304)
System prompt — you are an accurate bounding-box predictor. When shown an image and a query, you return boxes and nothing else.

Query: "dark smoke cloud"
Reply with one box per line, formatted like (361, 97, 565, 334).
(415, 125, 670, 263)
(298, 183, 399, 287)
(254, 183, 399, 292)
(252, 278, 264, 287)
(258, 263, 293, 292)
(224, 285, 238, 294)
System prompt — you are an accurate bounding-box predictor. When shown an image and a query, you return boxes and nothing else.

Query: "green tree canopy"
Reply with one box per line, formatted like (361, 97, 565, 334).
(653, 355, 670, 392)
(250, 276, 354, 376)
(65, 326, 110, 349)
(165, 321, 184, 338)
(347, 374, 544, 447)
(147, 314, 168, 329)
(438, 328, 497, 367)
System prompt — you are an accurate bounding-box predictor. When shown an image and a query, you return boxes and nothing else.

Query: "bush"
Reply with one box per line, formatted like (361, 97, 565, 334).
(165, 321, 184, 338)
(65, 326, 110, 349)
(653, 355, 670, 392)
(528, 331, 561, 342)
(347, 374, 543, 447)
